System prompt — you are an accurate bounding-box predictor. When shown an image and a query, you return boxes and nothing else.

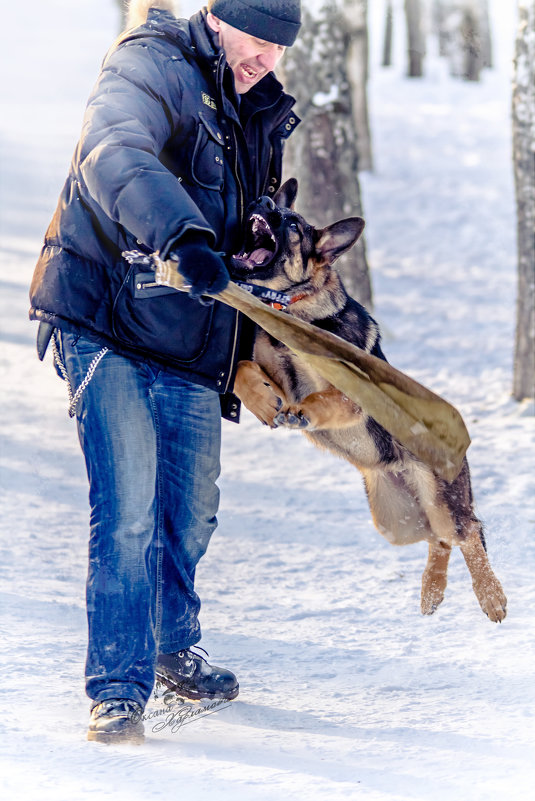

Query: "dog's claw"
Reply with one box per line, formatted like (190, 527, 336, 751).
(273, 411, 310, 429)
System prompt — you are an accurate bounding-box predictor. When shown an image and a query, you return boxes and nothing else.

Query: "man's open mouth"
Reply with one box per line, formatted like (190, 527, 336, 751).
(240, 63, 258, 80)
(232, 213, 278, 273)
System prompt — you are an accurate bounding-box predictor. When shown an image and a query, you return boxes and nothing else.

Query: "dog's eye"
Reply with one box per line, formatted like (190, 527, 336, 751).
(288, 222, 300, 232)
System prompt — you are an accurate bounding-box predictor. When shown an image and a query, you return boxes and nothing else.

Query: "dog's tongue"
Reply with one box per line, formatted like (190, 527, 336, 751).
(232, 249, 271, 269)
(250, 248, 272, 264)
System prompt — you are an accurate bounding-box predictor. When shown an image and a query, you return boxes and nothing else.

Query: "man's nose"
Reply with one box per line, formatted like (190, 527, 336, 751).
(257, 46, 281, 72)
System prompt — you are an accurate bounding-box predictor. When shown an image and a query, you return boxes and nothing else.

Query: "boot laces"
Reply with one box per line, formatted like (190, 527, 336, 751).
(177, 646, 212, 676)
(94, 698, 141, 720)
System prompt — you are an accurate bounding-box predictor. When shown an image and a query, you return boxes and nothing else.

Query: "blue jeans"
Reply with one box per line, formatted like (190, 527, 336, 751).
(57, 331, 222, 708)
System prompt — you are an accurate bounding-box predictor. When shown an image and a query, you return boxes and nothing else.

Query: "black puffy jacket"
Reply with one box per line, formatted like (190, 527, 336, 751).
(29, 7, 299, 407)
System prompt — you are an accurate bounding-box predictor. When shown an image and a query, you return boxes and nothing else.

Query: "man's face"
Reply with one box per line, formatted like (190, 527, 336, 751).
(207, 13, 285, 94)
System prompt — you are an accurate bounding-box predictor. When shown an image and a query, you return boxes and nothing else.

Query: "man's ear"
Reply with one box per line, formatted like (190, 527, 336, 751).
(314, 218, 365, 264)
(273, 178, 298, 210)
(206, 12, 221, 33)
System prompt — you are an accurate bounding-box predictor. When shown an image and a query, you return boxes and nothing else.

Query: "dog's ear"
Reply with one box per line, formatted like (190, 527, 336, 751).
(273, 178, 298, 209)
(314, 217, 365, 264)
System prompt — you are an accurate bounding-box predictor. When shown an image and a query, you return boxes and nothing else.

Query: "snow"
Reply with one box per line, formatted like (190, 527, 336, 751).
(1, 1, 534, 800)
(313, 84, 341, 107)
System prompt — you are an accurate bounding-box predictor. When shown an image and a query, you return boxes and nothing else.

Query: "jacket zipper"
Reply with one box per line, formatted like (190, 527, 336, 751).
(262, 143, 274, 194)
(232, 127, 244, 222)
(223, 126, 245, 393)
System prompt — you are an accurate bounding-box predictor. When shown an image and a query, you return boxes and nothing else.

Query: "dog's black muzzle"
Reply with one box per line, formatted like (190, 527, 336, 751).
(252, 195, 282, 231)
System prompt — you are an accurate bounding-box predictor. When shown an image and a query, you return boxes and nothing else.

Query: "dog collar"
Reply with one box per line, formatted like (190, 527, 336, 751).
(267, 293, 307, 310)
(235, 281, 306, 310)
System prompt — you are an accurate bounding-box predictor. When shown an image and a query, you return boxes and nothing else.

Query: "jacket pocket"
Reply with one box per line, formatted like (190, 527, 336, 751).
(112, 265, 214, 364)
(191, 112, 225, 191)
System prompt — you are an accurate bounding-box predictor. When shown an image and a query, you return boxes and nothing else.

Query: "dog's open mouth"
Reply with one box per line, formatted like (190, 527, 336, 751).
(231, 213, 277, 273)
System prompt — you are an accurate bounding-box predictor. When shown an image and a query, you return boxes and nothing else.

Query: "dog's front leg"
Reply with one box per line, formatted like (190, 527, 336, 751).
(275, 388, 361, 431)
(233, 361, 285, 427)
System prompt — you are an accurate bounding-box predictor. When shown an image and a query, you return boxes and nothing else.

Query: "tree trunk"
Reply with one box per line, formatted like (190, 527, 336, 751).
(343, 0, 373, 171)
(433, 0, 450, 57)
(382, 0, 394, 67)
(405, 0, 425, 77)
(282, 1, 373, 308)
(460, 8, 481, 81)
(437, 1, 492, 81)
(512, 0, 535, 402)
(478, 0, 493, 68)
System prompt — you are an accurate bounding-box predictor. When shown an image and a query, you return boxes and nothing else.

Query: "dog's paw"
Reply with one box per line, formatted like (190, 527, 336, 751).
(474, 576, 507, 623)
(421, 569, 448, 616)
(273, 410, 310, 429)
(241, 387, 283, 428)
(421, 584, 446, 615)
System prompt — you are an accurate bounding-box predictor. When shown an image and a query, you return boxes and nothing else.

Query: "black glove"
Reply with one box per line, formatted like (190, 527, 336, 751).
(169, 232, 230, 305)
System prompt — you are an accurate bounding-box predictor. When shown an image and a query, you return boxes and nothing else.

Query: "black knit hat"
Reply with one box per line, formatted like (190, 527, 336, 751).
(209, 0, 301, 47)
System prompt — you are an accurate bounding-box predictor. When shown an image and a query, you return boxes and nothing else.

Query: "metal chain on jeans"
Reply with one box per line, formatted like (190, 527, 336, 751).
(51, 330, 109, 418)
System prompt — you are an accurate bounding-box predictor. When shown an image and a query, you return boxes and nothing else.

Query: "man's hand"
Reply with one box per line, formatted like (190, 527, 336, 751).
(169, 232, 229, 304)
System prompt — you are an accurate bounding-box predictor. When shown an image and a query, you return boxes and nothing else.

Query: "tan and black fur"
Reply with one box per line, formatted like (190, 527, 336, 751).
(231, 178, 507, 622)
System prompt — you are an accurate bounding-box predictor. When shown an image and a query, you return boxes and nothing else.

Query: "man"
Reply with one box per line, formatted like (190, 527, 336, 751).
(29, 0, 301, 743)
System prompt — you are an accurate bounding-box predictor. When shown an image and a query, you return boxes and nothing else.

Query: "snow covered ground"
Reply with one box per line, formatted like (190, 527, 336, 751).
(1, 1, 533, 800)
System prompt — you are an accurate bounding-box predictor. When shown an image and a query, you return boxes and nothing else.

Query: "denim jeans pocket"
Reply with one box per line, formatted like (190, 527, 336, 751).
(69, 332, 105, 356)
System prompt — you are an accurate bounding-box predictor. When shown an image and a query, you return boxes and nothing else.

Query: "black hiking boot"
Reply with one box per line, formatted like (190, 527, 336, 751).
(155, 648, 239, 701)
(87, 698, 144, 744)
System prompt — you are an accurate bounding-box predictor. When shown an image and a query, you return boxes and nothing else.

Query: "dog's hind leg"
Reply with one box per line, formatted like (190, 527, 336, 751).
(459, 521, 507, 622)
(421, 461, 507, 622)
(403, 464, 505, 620)
(421, 541, 452, 615)
(397, 463, 462, 616)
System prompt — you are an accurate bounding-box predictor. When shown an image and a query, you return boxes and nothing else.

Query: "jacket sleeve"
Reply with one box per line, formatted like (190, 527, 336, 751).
(78, 41, 216, 253)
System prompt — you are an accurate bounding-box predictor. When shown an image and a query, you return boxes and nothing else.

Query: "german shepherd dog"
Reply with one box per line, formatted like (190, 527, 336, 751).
(231, 178, 507, 622)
